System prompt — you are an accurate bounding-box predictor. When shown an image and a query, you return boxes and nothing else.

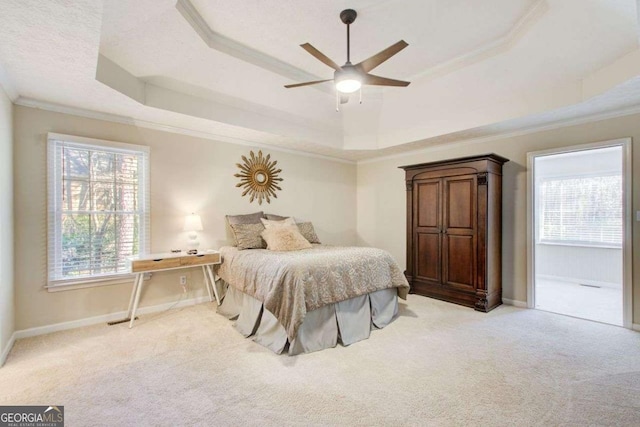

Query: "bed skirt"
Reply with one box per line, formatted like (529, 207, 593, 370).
(216, 282, 399, 355)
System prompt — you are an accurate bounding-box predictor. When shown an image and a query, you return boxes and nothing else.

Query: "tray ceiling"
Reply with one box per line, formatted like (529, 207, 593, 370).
(0, 0, 639, 160)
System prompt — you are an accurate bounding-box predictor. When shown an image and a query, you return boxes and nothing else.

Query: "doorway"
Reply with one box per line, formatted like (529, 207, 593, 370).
(527, 139, 632, 327)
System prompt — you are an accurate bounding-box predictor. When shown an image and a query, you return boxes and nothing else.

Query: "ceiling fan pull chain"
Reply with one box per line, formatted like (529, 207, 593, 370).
(359, 87, 362, 104)
(336, 91, 340, 112)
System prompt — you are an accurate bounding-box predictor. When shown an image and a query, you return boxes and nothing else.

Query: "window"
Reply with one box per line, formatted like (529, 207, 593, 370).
(47, 134, 150, 288)
(538, 174, 622, 247)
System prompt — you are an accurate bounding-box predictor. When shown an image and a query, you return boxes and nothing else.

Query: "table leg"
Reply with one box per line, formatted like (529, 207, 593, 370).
(129, 274, 145, 329)
(206, 265, 221, 305)
(202, 265, 213, 303)
(126, 274, 141, 320)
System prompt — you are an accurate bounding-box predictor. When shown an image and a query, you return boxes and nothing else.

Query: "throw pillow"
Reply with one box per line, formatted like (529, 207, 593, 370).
(265, 213, 289, 221)
(261, 217, 296, 229)
(296, 222, 321, 244)
(226, 211, 265, 246)
(229, 223, 266, 250)
(261, 225, 312, 251)
(226, 211, 265, 225)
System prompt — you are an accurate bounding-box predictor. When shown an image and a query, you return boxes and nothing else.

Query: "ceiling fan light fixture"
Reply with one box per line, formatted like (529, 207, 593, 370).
(336, 78, 361, 93)
(335, 65, 362, 93)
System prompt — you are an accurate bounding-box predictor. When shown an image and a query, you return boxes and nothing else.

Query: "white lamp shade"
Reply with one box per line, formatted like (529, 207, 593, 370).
(183, 214, 203, 232)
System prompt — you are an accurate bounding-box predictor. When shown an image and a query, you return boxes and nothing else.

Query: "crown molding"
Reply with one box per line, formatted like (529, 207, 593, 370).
(356, 103, 640, 165)
(14, 97, 356, 165)
(0, 61, 18, 102)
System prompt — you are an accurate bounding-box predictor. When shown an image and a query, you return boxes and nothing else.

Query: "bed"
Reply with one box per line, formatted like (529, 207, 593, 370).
(215, 244, 410, 355)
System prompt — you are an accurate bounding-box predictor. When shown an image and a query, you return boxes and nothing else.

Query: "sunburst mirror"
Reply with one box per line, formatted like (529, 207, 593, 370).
(234, 150, 283, 204)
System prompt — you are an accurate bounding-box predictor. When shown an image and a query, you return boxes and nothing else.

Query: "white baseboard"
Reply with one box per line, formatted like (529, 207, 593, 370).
(633, 323, 640, 332)
(1, 332, 17, 367)
(14, 295, 211, 340)
(537, 274, 621, 290)
(503, 298, 528, 308)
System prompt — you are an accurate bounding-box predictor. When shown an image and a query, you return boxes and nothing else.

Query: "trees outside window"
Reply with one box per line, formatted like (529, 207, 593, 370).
(48, 136, 149, 287)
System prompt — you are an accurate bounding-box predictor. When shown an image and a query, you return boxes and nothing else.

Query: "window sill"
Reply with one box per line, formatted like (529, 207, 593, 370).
(46, 274, 145, 292)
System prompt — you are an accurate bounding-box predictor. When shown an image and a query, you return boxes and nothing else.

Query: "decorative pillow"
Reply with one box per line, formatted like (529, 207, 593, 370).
(261, 225, 312, 251)
(226, 211, 265, 225)
(296, 222, 321, 244)
(226, 211, 265, 246)
(229, 223, 266, 250)
(265, 213, 289, 221)
(260, 217, 296, 229)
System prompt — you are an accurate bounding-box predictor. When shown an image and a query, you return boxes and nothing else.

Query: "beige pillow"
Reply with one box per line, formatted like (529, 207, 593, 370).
(229, 223, 266, 250)
(296, 222, 320, 244)
(261, 225, 312, 251)
(260, 217, 296, 229)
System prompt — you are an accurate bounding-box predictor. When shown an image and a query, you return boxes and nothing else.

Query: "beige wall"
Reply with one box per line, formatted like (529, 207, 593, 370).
(357, 113, 640, 324)
(13, 106, 357, 330)
(0, 87, 14, 355)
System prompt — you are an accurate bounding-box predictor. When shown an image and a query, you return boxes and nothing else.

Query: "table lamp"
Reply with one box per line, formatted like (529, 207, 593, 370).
(183, 213, 203, 254)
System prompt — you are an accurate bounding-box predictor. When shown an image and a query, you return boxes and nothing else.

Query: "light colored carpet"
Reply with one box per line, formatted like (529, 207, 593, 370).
(1, 295, 640, 426)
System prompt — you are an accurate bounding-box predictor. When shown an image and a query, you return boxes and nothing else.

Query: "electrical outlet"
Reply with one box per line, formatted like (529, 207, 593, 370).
(179, 275, 187, 285)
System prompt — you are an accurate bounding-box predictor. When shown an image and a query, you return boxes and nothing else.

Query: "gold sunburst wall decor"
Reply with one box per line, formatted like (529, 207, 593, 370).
(234, 150, 283, 204)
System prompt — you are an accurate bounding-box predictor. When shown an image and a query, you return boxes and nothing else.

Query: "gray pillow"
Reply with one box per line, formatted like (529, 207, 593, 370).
(297, 222, 320, 244)
(226, 211, 265, 224)
(226, 212, 265, 246)
(265, 213, 289, 221)
(229, 223, 266, 250)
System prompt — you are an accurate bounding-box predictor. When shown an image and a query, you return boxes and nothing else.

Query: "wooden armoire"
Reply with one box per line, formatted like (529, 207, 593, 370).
(400, 154, 508, 312)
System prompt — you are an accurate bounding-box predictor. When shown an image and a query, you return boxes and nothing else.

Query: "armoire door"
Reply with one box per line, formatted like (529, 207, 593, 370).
(442, 174, 477, 291)
(413, 178, 442, 284)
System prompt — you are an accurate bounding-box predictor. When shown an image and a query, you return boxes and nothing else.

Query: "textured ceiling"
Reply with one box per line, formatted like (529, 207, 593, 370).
(0, 0, 639, 161)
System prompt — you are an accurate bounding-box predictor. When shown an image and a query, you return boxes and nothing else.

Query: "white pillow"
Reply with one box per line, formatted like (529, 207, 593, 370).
(260, 217, 296, 229)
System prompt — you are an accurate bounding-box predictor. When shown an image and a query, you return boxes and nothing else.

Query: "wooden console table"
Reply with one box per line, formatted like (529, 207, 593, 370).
(124, 251, 221, 328)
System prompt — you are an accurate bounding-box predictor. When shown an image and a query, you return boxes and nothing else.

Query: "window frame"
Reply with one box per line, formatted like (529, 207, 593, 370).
(535, 171, 623, 249)
(46, 133, 150, 291)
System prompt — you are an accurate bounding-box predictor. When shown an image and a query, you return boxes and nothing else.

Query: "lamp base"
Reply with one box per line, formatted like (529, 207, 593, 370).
(186, 232, 200, 255)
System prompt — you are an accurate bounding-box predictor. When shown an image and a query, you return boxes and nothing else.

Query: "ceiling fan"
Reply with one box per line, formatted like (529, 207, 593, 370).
(284, 9, 410, 108)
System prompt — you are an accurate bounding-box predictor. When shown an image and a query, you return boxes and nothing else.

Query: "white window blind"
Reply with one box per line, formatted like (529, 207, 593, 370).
(539, 175, 622, 247)
(47, 134, 150, 287)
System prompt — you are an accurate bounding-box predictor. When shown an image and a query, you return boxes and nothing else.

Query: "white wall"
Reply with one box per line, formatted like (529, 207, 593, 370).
(356, 112, 640, 324)
(0, 85, 14, 359)
(13, 106, 357, 330)
(535, 244, 622, 287)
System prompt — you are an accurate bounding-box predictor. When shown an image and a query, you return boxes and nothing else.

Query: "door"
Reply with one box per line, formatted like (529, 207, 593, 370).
(442, 175, 477, 291)
(528, 140, 631, 327)
(413, 179, 442, 284)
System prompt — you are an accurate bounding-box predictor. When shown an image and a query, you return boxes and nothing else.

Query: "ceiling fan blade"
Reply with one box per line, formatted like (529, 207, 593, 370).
(355, 40, 409, 73)
(340, 95, 349, 104)
(300, 43, 342, 71)
(363, 74, 410, 87)
(284, 79, 333, 88)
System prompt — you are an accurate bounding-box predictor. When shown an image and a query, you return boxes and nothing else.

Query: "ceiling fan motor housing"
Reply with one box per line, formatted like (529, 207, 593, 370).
(340, 9, 357, 25)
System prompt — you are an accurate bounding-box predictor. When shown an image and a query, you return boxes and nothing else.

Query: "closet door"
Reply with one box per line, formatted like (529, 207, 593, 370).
(442, 175, 477, 291)
(413, 178, 442, 285)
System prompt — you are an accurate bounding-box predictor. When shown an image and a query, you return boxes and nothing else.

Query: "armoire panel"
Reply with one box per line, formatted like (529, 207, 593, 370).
(444, 234, 475, 290)
(416, 232, 440, 282)
(445, 177, 474, 230)
(416, 181, 440, 228)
